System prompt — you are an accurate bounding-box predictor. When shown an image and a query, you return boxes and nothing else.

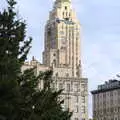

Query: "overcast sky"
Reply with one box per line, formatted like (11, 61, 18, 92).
(1, 0, 120, 118)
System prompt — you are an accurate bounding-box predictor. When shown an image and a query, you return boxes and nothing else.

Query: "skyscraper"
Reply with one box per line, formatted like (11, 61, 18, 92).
(22, 0, 88, 119)
(43, 0, 81, 77)
(42, 0, 88, 120)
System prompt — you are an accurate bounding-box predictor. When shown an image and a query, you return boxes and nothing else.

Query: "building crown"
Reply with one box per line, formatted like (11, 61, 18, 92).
(55, 0, 71, 4)
(56, 0, 71, 2)
(54, 0, 71, 9)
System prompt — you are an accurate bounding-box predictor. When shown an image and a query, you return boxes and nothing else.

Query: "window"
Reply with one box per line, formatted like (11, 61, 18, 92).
(81, 106, 85, 113)
(51, 40, 55, 48)
(110, 91, 113, 96)
(66, 12, 68, 16)
(65, 18, 69, 21)
(67, 84, 70, 92)
(65, 6, 67, 10)
(63, 12, 64, 16)
(115, 117, 118, 120)
(81, 96, 85, 103)
(74, 84, 79, 92)
(55, 72, 58, 77)
(66, 73, 69, 77)
(74, 118, 78, 120)
(53, 53, 56, 56)
(53, 59, 56, 66)
(52, 83, 55, 89)
(59, 83, 63, 90)
(69, 13, 71, 17)
(74, 105, 79, 113)
(75, 96, 79, 103)
(59, 31, 64, 35)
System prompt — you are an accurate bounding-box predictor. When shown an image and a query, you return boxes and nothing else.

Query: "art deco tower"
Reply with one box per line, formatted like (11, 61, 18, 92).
(43, 0, 81, 77)
(43, 0, 88, 120)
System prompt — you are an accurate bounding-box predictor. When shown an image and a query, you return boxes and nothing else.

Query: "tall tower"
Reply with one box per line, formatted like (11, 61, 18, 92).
(43, 0, 88, 120)
(43, 0, 81, 77)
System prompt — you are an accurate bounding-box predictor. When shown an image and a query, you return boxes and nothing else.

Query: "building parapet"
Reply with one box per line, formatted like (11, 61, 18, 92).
(91, 80, 120, 94)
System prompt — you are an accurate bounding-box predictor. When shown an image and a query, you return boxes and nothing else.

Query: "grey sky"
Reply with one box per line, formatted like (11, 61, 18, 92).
(1, 0, 120, 118)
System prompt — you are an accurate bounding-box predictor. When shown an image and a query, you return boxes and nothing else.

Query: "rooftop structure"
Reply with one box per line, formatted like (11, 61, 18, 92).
(91, 80, 120, 94)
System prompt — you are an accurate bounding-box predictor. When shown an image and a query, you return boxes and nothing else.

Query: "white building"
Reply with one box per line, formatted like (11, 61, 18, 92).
(22, 0, 88, 120)
(91, 80, 120, 120)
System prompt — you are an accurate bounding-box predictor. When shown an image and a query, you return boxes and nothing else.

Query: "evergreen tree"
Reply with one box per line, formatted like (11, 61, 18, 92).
(18, 70, 72, 120)
(0, 0, 72, 120)
(0, 0, 31, 119)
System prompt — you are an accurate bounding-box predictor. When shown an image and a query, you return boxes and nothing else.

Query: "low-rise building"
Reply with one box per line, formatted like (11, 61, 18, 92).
(91, 80, 120, 120)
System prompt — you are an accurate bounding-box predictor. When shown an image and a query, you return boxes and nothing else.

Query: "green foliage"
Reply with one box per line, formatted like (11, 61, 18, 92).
(0, 0, 31, 119)
(0, 0, 72, 120)
(0, 0, 32, 81)
(17, 69, 72, 120)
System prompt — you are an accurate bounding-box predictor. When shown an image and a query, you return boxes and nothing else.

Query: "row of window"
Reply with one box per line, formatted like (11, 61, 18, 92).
(62, 11, 71, 17)
(59, 24, 79, 30)
(94, 99, 120, 104)
(94, 90, 120, 100)
(59, 31, 79, 37)
(95, 117, 120, 120)
(94, 107, 120, 115)
(74, 118, 85, 120)
(58, 83, 80, 92)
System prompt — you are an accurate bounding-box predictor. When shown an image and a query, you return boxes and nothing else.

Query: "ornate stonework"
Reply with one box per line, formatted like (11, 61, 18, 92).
(22, 0, 88, 120)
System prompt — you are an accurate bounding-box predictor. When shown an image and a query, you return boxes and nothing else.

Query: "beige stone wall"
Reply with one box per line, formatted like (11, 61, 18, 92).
(93, 89, 120, 120)
(21, 58, 49, 75)
(22, 58, 88, 120)
(43, 0, 81, 78)
(23, 0, 88, 120)
(42, 0, 88, 120)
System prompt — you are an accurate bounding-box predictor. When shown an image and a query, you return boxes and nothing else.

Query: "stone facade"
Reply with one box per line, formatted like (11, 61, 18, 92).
(91, 80, 120, 120)
(43, 0, 81, 78)
(22, 0, 88, 120)
(21, 57, 49, 75)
